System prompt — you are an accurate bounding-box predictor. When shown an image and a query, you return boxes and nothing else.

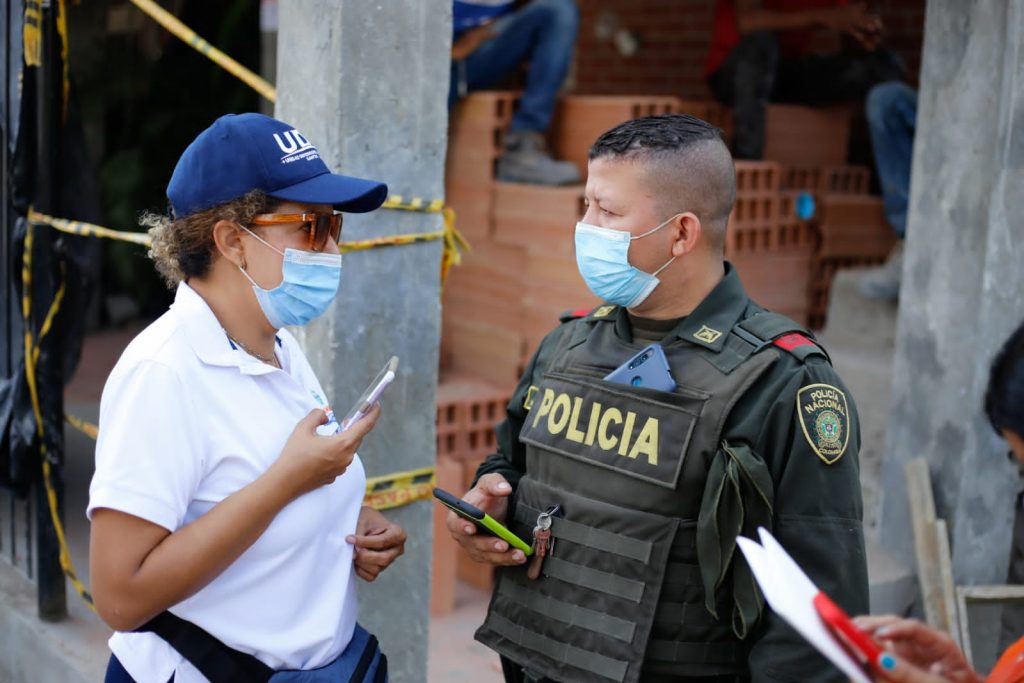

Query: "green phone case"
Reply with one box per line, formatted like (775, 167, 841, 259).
(434, 488, 533, 556)
(476, 511, 533, 556)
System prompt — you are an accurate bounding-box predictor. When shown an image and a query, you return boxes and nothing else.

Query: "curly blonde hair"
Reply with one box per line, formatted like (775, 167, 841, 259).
(143, 190, 274, 288)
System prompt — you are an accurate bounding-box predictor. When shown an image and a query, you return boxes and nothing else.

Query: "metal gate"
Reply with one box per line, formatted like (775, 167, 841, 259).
(1, 0, 68, 621)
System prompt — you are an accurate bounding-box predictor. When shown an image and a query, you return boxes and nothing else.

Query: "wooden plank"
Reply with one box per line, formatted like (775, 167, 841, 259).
(905, 458, 959, 638)
(958, 585, 1024, 601)
(956, 583, 1024, 665)
(931, 519, 960, 647)
(956, 585, 972, 665)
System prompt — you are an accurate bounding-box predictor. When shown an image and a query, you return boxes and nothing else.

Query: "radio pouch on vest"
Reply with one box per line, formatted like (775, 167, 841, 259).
(136, 612, 387, 683)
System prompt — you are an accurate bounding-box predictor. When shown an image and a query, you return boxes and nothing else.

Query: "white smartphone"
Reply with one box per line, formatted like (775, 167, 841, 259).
(340, 356, 399, 431)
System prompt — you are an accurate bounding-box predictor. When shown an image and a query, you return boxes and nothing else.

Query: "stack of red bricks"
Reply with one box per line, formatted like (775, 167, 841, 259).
(432, 374, 513, 614)
(441, 92, 527, 389)
(725, 160, 816, 324)
(767, 108, 895, 328)
(733, 106, 897, 328)
(785, 165, 896, 328)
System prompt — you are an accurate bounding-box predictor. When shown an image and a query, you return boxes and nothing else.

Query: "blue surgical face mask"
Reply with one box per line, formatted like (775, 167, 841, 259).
(238, 227, 342, 329)
(574, 214, 679, 308)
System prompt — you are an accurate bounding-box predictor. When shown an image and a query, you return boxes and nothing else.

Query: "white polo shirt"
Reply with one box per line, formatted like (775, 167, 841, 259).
(88, 282, 365, 683)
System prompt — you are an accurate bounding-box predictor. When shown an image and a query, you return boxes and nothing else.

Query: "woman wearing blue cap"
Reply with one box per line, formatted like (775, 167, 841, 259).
(87, 113, 404, 683)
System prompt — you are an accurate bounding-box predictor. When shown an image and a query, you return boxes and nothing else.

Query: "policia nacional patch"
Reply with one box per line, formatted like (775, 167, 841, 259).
(797, 383, 850, 464)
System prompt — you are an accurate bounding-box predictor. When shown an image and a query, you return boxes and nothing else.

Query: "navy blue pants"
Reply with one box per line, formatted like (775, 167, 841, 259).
(105, 655, 174, 683)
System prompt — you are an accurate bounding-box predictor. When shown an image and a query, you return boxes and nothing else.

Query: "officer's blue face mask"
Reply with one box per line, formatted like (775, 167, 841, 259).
(574, 213, 680, 308)
(238, 226, 342, 329)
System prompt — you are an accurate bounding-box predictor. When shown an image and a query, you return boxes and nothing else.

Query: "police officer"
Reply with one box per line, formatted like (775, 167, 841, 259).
(446, 114, 868, 682)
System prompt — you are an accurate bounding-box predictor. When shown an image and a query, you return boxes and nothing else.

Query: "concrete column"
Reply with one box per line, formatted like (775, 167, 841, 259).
(877, 0, 1024, 591)
(276, 3, 451, 681)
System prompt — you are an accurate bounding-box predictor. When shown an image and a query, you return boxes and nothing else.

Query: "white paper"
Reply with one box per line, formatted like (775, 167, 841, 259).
(736, 528, 872, 683)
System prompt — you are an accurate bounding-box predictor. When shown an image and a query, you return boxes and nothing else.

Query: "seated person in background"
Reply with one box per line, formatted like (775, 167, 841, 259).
(859, 81, 917, 301)
(704, 0, 906, 159)
(449, 0, 581, 186)
(854, 319, 1024, 683)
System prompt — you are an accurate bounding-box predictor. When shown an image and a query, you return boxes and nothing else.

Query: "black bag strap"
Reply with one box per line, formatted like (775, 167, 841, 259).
(350, 633, 382, 683)
(138, 612, 387, 682)
(137, 611, 274, 683)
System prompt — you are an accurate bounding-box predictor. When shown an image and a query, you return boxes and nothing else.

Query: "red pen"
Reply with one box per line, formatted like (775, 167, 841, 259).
(813, 592, 887, 674)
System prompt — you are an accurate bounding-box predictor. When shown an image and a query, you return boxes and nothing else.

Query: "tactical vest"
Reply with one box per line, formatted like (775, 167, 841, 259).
(475, 308, 826, 683)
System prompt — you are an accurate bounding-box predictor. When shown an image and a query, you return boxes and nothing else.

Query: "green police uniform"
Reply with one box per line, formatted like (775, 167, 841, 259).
(474, 264, 868, 683)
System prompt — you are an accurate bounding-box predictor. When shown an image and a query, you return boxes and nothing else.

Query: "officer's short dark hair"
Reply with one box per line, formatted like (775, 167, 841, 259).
(986, 320, 1024, 439)
(588, 114, 736, 251)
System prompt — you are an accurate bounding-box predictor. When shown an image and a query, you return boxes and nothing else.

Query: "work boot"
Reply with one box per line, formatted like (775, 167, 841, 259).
(859, 241, 904, 301)
(496, 130, 581, 185)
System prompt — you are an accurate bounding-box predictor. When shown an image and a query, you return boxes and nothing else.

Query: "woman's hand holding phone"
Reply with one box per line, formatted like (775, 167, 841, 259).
(445, 473, 527, 566)
(271, 404, 381, 500)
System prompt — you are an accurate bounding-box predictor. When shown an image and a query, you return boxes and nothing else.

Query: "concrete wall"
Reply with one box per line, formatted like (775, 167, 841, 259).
(276, 2, 451, 681)
(878, 0, 1024, 591)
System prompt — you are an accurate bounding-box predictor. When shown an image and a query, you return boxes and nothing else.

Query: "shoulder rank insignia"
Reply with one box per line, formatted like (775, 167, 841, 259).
(774, 333, 817, 352)
(523, 385, 539, 410)
(797, 383, 850, 464)
(592, 305, 617, 319)
(694, 325, 723, 344)
(559, 307, 593, 323)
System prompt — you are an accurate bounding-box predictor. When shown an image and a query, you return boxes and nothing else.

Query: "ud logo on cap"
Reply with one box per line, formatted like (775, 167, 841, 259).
(273, 129, 319, 165)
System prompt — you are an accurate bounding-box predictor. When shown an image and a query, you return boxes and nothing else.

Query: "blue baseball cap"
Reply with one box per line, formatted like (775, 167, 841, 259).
(167, 113, 388, 218)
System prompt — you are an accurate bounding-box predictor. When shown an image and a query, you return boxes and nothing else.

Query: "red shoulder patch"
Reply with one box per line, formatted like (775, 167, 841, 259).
(559, 307, 598, 324)
(774, 333, 817, 352)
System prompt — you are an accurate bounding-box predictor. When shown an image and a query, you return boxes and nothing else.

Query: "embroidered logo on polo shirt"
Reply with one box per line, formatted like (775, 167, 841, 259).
(694, 326, 723, 344)
(310, 389, 340, 434)
(797, 383, 850, 464)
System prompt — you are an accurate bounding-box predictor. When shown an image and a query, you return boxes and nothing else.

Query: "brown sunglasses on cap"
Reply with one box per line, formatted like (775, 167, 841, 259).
(249, 211, 343, 252)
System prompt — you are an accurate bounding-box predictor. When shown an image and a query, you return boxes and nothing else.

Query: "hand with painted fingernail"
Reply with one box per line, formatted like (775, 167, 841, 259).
(852, 616, 982, 683)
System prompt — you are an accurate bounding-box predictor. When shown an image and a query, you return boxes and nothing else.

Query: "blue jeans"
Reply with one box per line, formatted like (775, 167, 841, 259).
(448, 0, 579, 133)
(866, 81, 917, 237)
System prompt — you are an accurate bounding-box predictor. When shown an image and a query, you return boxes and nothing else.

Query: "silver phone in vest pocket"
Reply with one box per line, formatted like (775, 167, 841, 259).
(603, 343, 676, 392)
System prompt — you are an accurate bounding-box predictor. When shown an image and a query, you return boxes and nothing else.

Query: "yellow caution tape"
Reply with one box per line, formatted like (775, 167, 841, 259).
(381, 196, 446, 213)
(30, 201, 469, 286)
(22, 0, 71, 114)
(127, 0, 276, 103)
(364, 467, 437, 511)
(28, 209, 152, 246)
(22, 223, 95, 609)
(65, 415, 435, 511)
(57, 0, 70, 116)
(23, 0, 42, 67)
(64, 413, 99, 440)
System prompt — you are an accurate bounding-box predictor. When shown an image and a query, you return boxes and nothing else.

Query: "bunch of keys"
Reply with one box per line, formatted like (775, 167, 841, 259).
(527, 504, 561, 580)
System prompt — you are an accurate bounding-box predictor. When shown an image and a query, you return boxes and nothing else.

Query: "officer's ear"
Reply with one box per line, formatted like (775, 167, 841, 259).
(670, 212, 702, 258)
